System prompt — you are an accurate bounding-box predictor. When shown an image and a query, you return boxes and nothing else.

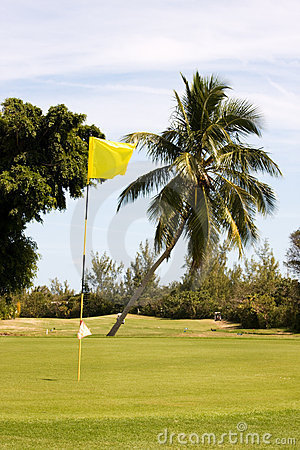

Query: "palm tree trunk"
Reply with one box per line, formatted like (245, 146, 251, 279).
(106, 222, 185, 336)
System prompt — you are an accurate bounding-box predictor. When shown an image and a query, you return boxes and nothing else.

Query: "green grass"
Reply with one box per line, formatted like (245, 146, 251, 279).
(0, 314, 231, 337)
(0, 314, 298, 337)
(0, 316, 299, 448)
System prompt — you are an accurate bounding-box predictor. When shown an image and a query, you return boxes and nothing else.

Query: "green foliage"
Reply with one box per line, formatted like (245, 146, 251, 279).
(141, 290, 218, 319)
(0, 296, 16, 319)
(243, 241, 282, 296)
(87, 252, 125, 302)
(9, 241, 166, 319)
(19, 286, 53, 318)
(182, 242, 243, 302)
(285, 228, 300, 278)
(2, 238, 299, 332)
(123, 240, 160, 303)
(50, 278, 75, 296)
(83, 294, 121, 317)
(237, 295, 277, 328)
(86, 241, 162, 307)
(0, 98, 104, 295)
(139, 241, 300, 330)
(0, 232, 39, 295)
(15, 282, 78, 319)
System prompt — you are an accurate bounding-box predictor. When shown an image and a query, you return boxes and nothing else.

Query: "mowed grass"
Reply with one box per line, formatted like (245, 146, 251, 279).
(0, 316, 299, 449)
(0, 314, 297, 338)
(0, 314, 233, 337)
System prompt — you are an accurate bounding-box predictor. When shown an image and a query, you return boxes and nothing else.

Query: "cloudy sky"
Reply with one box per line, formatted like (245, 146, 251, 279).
(1, 0, 300, 289)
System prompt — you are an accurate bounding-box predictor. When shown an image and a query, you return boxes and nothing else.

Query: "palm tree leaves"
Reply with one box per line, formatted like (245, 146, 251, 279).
(117, 72, 281, 268)
(123, 131, 181, 164)
(172, 152, 199, 184)
(215, 144, 282, 190)
(217, 169, 278, 216)
(179, 73, 230, 133)
(117, 164, 173, 211)
(147, 175, 187, 253)
(184, 185, 218, 269)
(219, 98, 263, 136)
(212, 175, 259, 251)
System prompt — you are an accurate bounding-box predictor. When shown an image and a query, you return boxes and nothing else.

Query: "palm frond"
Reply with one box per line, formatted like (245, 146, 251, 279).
(147, 175, 189, 252)
(216, 169, 277, 216)
(173, 90, 193, 136)
(183, 184, 218, 268)
(212, 175, 259, 250)
(172, 152, 199, 184)
(217, 144, 282, 177)
(122, 131, 181, 164)
(220, 98, 263, 136)
(117, 165, 172, 211)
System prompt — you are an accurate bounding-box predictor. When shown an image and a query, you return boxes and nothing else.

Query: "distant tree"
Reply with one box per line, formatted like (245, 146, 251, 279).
(19, 285, 52, 318)
(0, 98, 104, 295)
(87, 252, 124, 301)
(182, 242, 242, 300)
(285, 229, 300, 278)
(243, 240, 282, 296)
(50, 278, 74, 296)
(123, 240, 160, 303)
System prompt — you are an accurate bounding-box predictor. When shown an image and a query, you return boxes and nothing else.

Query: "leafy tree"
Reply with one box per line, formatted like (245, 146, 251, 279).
(0, 233, 39, 296)
(123, 240, 160, 303)
(0, 296, 16, 320)
(87, 252, 124, 302)
(182, 241, 242, 301)
(0, 98, 104, 295)
(50, 278, 74, 296)
(19, 285, 52, 318)
(243, 240, 282, 297)
(285, 229, 300, 278)
(107, 72, 281, 336)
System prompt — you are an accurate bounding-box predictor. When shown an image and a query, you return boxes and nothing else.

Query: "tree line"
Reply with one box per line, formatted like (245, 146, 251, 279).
(1, 237, 299, 331)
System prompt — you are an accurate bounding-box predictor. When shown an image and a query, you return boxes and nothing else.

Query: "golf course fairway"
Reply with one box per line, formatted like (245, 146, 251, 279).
(0, 316, 299, 448)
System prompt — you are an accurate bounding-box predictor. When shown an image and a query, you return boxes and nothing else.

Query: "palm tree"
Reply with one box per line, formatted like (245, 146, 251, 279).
(107, 72, 281, 336)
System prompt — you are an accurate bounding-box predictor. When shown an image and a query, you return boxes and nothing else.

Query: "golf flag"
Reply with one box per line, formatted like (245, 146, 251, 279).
(87, 137, 136, 181)
(77, 321, 92, 339)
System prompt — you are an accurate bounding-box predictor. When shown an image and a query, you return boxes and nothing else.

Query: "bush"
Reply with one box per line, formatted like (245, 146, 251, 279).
(140, 290, 220, 319)
(0, 297, 16, 319)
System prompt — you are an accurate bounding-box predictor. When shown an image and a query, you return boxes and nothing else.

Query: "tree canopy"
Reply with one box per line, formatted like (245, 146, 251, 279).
(285, 229, 300, 278)
(0, 98, 104, 295)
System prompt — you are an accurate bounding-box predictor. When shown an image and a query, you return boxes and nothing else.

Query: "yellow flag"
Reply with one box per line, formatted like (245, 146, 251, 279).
(87, 137, 135, 181)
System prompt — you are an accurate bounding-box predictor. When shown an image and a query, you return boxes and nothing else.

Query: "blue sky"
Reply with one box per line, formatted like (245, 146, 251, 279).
(1, 0, 300, 289)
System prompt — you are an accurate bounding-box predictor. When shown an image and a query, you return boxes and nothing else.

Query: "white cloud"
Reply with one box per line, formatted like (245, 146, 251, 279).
(1, 0, 300, 81)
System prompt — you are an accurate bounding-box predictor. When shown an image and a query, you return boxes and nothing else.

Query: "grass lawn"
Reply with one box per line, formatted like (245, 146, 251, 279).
(0, 314, 297, 338)
(0, 315, 299, 448)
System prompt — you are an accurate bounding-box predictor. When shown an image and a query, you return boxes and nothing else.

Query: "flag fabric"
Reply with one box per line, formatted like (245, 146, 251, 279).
(87, 137, 135, 181)
(77, 321, 92, 339)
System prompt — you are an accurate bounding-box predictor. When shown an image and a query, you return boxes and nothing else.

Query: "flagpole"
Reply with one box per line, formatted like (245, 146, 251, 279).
(77, 180, 90, 382)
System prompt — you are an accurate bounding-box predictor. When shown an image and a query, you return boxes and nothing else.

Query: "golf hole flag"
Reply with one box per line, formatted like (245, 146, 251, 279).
(87, 137, 136, 181)
(77, 321, 92, 339)
(77, 137, 135, 380)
